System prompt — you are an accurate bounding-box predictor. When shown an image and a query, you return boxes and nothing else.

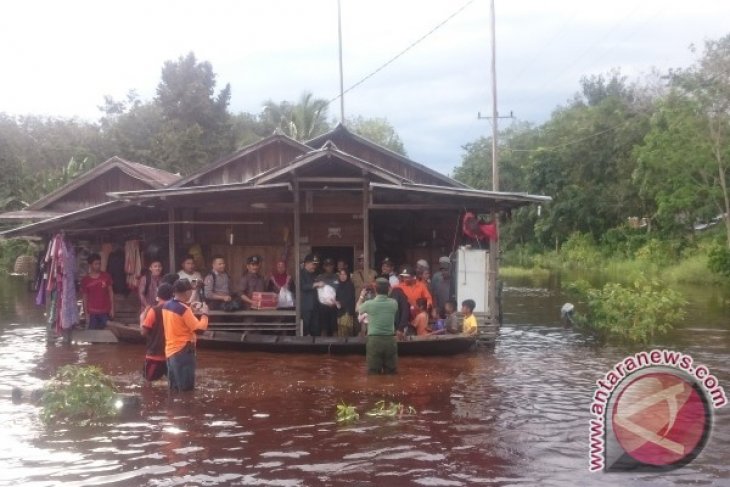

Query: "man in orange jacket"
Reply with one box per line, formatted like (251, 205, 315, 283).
(162, 279, 209, 391)
(393, 266, 433, 322)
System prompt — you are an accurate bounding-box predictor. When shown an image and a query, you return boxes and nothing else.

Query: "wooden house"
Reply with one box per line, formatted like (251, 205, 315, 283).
(1, 126, 550, 341)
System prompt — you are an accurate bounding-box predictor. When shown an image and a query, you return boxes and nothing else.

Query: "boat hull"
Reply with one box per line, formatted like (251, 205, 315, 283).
(106, 322, 479, 356)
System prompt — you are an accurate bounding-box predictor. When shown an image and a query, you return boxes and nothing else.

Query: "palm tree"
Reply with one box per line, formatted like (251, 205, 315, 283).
(261, 91, 330, 141)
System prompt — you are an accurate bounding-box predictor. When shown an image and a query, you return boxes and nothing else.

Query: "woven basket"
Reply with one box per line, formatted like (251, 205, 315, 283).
(13, 254, 37, 276)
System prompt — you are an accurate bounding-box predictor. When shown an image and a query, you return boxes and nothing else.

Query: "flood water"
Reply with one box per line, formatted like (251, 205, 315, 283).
(0, 274, 728, 486)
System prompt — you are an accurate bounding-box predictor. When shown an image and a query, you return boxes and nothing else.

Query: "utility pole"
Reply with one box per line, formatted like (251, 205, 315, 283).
(488, 0, 500, 327)
(476, 1, 508, 330)
(490, 0, 498, 193)
(337, 0, 345, 123)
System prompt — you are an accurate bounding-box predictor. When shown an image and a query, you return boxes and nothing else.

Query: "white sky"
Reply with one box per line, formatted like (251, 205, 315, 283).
(1, 0, 728, 175)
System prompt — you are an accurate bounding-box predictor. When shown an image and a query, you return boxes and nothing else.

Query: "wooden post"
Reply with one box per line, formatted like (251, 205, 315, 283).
(293, 177, 302, 336)
(362, 179, 370, 279)
(488, 208, 499, 327)
(168, 207, 176, 273)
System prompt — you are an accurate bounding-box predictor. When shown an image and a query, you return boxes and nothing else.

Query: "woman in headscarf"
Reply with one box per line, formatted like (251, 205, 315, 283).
(335, 268, 356, 337)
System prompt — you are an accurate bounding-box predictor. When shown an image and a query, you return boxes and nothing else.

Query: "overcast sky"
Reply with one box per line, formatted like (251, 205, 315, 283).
(1, 0, 729, 175)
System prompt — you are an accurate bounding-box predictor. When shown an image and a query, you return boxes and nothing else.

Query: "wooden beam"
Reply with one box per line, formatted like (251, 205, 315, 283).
(168, 207, 176, 273)
(368, 203, 488, 211)
(297, 177, 367, 183)
(362, 179, 370, 281)
(293, 177, 302, 336)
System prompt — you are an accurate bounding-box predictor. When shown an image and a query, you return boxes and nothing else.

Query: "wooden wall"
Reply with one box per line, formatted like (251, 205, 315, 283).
(195, 141, 305, 186)
(316, 133, 451, 187)
(46, 168, 151, 212)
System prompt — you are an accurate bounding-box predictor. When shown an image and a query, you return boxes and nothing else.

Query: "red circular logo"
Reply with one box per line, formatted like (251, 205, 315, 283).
(612, 372, 709, 466)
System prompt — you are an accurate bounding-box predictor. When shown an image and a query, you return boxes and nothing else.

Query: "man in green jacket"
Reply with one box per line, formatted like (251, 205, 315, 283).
(356, 277, 398, 374)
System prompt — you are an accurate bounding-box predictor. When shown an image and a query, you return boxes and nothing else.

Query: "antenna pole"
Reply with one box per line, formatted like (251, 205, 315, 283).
(490, 0, 498, 192)
(337, 0, 346, 123)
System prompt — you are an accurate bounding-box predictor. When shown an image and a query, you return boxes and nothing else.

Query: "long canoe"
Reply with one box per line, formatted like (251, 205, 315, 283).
(106, 322, 479, 356)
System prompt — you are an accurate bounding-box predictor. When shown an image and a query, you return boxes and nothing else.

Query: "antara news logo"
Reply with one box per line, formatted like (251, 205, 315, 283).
(589, 349, 727, 472)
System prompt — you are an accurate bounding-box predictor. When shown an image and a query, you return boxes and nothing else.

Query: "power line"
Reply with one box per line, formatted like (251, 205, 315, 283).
(326, 0, 477, 108)
(507, 121, 629, 153)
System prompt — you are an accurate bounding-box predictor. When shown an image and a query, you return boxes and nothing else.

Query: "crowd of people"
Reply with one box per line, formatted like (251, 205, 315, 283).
(79, 251, 478, 387)
(300, 253, 478, 339)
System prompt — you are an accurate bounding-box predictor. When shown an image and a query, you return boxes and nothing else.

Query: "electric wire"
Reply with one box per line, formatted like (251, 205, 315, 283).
(326, 0, 477, 107)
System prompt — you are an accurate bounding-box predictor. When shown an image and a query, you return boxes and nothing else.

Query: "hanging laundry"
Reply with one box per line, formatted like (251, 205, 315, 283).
(124, 240, 142, 290)
(100, 242, 113, 272)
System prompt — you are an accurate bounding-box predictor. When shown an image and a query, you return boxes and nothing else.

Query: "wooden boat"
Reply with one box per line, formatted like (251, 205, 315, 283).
(106, 321, 479, 356)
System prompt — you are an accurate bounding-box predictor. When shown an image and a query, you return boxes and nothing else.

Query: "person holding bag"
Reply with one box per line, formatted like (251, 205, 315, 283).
(269, 260, 294, 308)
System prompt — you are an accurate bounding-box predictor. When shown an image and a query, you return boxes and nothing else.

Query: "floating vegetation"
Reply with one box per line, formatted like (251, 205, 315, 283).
(336, 401, 360, 423)
(365, 400, 417, 418)
(41, 365, 118, 425)
(336, 399, 416, 423)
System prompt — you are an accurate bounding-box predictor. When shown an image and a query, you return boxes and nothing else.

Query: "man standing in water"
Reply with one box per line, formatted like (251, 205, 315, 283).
(356, 278, 398, 374)
(162, 279, 209, 391)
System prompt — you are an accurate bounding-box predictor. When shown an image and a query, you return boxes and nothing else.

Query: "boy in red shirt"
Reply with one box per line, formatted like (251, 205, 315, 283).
(140, 283, 174, 382)
(81, 253, 114, 329)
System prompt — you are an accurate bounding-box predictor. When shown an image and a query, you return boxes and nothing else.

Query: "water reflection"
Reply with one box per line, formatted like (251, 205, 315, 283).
(0, 277, 727, 486)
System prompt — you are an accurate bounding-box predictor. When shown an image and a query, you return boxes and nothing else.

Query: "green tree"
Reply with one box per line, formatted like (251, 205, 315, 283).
(153, 52, 236, 174)
(346, 116, 407, 155)
(634, 35, 730, 247)
(99, 91, 164, 166)
(262, 91, 330, 141)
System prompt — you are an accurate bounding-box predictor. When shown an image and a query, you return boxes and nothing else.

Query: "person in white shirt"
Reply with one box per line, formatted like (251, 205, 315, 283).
(177, 254, 203, 303)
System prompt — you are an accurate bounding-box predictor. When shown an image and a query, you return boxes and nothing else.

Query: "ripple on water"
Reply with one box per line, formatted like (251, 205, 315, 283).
(1, 276, 729, 487)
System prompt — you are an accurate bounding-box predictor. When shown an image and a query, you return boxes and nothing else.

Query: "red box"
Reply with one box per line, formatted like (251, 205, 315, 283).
(251, 292, 278, 309)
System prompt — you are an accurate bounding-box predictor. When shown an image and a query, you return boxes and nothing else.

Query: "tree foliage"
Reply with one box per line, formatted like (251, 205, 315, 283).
(261, 91, 331, 141)
(570, 279, 687, 344)
(346, 115, 407, 155)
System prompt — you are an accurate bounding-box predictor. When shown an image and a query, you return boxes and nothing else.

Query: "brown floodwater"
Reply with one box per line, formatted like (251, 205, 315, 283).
(0, 275, 728, 486)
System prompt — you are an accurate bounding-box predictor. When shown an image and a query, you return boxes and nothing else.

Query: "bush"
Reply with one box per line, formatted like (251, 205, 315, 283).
(634, 239, 674, 267)
(570, 279, 687, 344)
(41, 365, 118, 425)
(600, 226, 649, 258)
(708, 244, 730, 277)
(560, 232, 601, 269)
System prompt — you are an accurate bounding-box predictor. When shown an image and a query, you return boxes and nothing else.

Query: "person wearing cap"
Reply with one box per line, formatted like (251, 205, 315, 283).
(300, 254, 323, 336)
(351, 253, 377, 299)
(379, 257, 399, 288)
(162, 279, 210, 391)
(356, 277, 398, 374)
(139, 282, 174, 382)
(393, 265, 433, 316)
(239, 255, 266, 309)
(316, 257, 339, 336)
(431, 256, 452, 315)
(416, 259, 430, 274)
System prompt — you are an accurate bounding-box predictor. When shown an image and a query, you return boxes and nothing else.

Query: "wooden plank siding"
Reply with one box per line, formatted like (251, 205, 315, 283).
(194, 142, 305, 187)
(45, 168, 153, 213)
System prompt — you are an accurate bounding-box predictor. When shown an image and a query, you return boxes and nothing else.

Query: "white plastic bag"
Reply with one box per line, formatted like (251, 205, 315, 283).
(278, 287, 294, 308)
(317, 284, 336, 306)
